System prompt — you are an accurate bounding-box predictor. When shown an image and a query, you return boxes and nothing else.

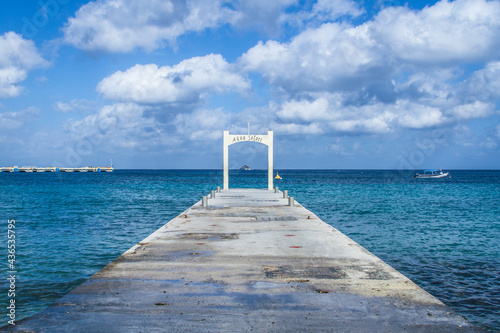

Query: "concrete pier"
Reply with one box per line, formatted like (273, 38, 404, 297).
(7, 189, 482, 332)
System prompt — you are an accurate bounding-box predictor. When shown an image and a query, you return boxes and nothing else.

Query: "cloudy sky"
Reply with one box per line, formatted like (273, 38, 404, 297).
(1, 0, 499, 169)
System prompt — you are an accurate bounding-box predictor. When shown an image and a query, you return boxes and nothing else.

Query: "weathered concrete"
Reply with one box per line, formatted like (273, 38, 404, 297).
(6, 189, 483, 332)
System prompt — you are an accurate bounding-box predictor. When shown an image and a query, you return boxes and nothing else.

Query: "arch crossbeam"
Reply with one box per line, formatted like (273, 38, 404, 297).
(223, 130, 273, 190)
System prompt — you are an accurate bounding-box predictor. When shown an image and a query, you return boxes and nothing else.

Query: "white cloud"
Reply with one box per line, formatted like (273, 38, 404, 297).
(97, 54, 250, 107)
(220, 0, 363, 36)
(0, 32, 47, 68)
(283, 0, 364, 26)
(274, 93, 482, 135)
(276, 92, 498, 135)
(224, 0, 363, 35)
(273, 122, 324, 135)
(0, 107, 39, 130)
(64, 101, 277, 155)
(448, 101, 495, 120)
(277, 97, 331, 122)
(53, 101, 73, 113)
(0, 67, 27, 99)
(173, 108, 231, 141)
(0, 32, 48, 99)
(65, 102, 175, 149)
(63, 0, 236, 53)
(62, 0, 371, 53)
(372, 0, 500, 63)
(241, 22, 382, 94)
(53, 99, 97, 113)
(400, 65, 500, 117)
(464, 61, 500, 102)
(65, 103, 261, 154)
(396, 103, 444, 129)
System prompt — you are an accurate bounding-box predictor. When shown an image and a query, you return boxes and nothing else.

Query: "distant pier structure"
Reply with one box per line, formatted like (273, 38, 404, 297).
(0, 166, 114, 173)
(223, 129, 273, 190)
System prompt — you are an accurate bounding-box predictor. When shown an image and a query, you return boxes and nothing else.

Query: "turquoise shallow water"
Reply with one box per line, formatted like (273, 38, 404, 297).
(0, 170, 499, 331)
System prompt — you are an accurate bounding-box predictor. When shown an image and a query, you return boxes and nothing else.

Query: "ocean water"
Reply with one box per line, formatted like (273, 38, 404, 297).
(0, 170, 498, 331)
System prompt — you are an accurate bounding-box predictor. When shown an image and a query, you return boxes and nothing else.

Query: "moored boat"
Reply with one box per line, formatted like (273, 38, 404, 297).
(100, 167, 114, 172)
(414, 169, 450, 179)
(19, 167, 34, 172)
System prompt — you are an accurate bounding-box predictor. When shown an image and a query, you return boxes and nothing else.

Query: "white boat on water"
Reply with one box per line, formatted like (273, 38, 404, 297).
(414, 169, 450, 179)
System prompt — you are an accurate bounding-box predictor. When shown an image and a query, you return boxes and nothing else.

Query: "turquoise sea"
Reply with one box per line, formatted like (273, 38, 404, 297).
(1, 170, 499, 331)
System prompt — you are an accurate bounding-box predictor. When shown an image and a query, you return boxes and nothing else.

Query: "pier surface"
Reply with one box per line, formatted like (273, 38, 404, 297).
(9, 189, 481, 332)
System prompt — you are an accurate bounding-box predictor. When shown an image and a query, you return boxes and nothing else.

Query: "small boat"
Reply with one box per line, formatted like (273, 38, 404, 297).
(275, 172, 282, 180)
(414, 169, 450, 179)
(240, 165, 250, 170)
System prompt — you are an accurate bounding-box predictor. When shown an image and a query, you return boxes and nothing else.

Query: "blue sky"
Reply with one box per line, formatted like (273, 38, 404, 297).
(1, 0, 499, 169)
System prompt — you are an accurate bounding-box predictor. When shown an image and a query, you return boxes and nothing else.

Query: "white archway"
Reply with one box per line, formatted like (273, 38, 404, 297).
(223, 130, 273, 190)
